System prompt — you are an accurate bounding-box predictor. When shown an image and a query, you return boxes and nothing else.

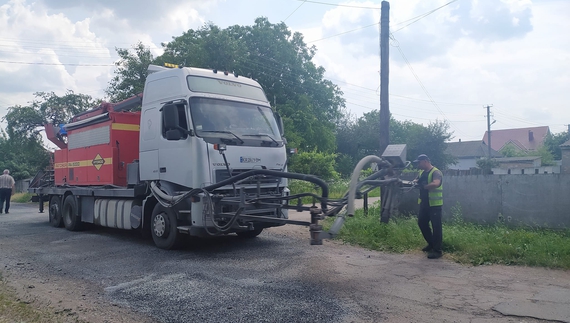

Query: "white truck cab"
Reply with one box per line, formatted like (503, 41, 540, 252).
(140, 65, 286, 189)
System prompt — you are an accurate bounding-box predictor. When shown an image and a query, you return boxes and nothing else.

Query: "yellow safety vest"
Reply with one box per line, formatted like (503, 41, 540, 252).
(418, 167, 443, 207)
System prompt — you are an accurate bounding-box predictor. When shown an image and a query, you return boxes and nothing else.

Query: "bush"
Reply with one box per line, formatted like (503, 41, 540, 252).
(288, 150, 339, 181)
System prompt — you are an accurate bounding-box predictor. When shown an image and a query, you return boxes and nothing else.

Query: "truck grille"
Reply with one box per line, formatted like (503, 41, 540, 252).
(215, 169, 281, 185)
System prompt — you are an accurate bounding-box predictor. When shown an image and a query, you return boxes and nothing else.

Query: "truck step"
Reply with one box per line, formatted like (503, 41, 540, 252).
(177, 226, 192, 234)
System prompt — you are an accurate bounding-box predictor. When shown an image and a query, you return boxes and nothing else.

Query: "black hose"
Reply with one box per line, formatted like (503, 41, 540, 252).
(202, 169, 329, 210)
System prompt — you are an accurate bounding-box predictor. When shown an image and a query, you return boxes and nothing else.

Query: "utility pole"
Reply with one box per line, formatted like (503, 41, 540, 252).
(379, 1, 390, 155)
(379, 1, 392, 224)
(485, 105, 493, 157)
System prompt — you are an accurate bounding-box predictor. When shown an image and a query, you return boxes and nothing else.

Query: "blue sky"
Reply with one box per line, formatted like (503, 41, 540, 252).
(0, 0, 569, 142)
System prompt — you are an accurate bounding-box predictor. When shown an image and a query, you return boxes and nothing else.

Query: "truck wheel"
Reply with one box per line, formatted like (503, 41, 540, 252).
(62, 195, 83, 231)
(151, 204, 182, 250)
(236, 228, 264, 239)
(49, 196, 63, 228)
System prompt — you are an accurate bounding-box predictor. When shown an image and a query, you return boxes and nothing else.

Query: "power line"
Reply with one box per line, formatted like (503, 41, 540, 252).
(0, 60, 114, 66)
(306, 22, 379, 43)
(389, 33, 467, 138)
(284, 0, 307, 22)
(293, 0, 380, 10)
(392, 0, 460, 33)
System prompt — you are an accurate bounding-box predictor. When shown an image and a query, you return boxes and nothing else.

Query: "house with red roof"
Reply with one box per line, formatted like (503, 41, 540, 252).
(482, 126, 550, 153)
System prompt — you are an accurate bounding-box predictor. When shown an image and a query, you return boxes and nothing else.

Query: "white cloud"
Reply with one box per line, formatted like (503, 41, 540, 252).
(0, 0, 569, 142)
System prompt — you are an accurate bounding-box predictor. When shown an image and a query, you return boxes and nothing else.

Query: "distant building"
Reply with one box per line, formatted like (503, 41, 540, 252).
(491, 156, 560, 175)
(445, 140, 501, 170)
(482, 126, 550, 154)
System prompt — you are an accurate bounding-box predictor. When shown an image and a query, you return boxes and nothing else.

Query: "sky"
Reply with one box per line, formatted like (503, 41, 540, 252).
(0, 0, 569, 143)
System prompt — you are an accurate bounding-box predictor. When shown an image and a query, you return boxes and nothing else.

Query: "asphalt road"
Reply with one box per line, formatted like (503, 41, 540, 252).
(1, 202, 569, 323)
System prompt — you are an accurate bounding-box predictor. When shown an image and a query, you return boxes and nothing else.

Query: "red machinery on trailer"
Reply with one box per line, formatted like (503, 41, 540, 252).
(46, 95, 142, 187)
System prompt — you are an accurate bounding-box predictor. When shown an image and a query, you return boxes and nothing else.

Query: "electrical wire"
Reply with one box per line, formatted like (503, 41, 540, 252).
(284, 0, 306, 22)
(292, 0, 380, 10)
(391, 0, 460, 33)
(389, 34, 468, 138)
(0, 60, 114, 67)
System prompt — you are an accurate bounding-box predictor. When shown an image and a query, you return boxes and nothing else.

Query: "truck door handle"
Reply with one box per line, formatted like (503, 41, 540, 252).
(160, 167, 166, 173)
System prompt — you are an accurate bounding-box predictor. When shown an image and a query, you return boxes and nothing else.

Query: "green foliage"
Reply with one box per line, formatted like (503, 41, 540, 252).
(288, 150, 339, 181)
(544, 130, 569, 160)
(158, 22, 248, 72)
(500, 143, 556, 166)
(108, 19, 345, 154)
(288, 178, 379, 205)
(500, 143, 527, 157)
(1, 91, 96, 180)
(531, 145, 555, 166)
(444, 220, 570, 268)
(157, 18, 344, 153)
(11, 193, 33, 203)
(325, 204, 570, 269)
(280, 95, 336, 153)
(3, 91, 98, 139)
(326, 202, 424, 252)
(476, 157, 498, 174)
(0, 130, 50, 180)
(106, 41, 155, 102)
(336, 111, 456, 169)
(335, 153, 355, 178)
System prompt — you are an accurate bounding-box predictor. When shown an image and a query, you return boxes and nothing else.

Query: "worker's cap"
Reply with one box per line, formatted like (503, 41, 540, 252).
(413, 154, 430, 163)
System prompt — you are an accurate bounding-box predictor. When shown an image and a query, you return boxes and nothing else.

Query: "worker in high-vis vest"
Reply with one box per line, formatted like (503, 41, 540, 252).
(413, 154, 444, 259)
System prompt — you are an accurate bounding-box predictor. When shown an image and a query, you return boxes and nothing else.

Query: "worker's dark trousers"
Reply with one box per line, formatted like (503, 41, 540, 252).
(418, 205, 442, 253)
(0, 188, 11, 213)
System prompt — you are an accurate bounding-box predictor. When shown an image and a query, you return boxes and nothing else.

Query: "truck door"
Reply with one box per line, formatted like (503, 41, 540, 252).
(159, 100, 193, 187)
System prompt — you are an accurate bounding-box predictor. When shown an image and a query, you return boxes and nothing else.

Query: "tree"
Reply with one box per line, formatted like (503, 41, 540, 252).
(0, 129, 50, 180)
(107, 19, 344, 153)
(476, 158, 498, 174)
(157, 23, 248, 72)
(106, 42, 155, 102)
(500, 143, 555, 166)
(146, 18, 344, 153)
(288, 150, 339, 181)
(335, 110, 456, 172)
(3, 91, 98, 139)
(499, 143, 526, 157)
(544, 130, 569, 160)
(1, 91, 98, 179)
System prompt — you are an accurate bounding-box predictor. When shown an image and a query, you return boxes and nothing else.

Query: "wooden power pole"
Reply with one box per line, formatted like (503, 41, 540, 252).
(379, 1, 390, 155)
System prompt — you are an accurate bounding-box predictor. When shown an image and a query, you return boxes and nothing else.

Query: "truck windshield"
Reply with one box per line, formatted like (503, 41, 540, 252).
(189, 97, 281, 140)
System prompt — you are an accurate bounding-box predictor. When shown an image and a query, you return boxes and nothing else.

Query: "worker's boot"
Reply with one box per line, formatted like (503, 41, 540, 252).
(427, 251, 442, 259)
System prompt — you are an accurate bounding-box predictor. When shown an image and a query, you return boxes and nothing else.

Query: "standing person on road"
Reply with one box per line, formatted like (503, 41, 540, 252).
(413, 155, 444, 259)
(0, 169, 16, 214)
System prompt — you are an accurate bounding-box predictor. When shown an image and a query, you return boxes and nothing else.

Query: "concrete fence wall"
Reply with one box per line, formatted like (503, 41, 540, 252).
(398, 174, 570, 229)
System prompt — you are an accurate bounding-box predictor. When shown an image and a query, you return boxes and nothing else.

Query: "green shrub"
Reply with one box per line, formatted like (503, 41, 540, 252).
(11, 193, 33, 203)
(288, 150, 339, 181)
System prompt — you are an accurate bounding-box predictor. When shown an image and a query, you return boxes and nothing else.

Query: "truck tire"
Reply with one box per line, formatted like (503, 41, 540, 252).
(236, 228, 264, 239)
(49, 196, 63, 228)
(151, 204, 182, 250)
(62, 195, 83, 231)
